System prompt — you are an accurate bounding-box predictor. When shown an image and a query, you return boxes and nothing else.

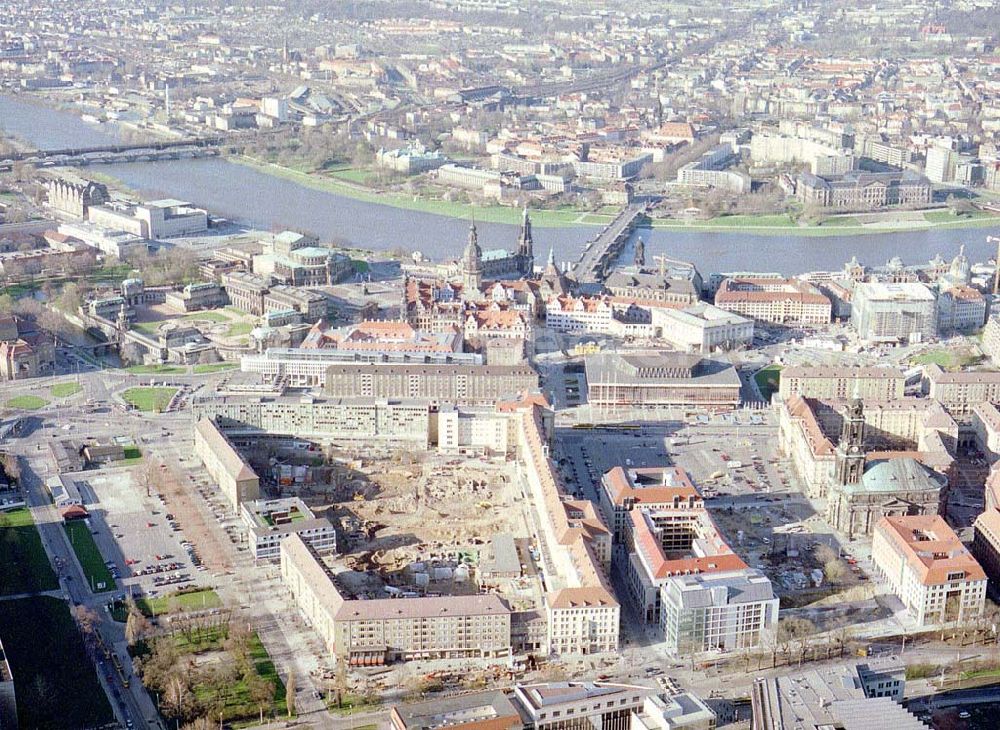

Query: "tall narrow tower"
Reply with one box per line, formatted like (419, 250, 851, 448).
(517, 206, 534, 276)
(461, 221, 483, 296)
(834, 397, 866, 486)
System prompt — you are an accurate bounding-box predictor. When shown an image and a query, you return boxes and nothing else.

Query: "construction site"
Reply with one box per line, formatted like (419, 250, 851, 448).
(324, 452, 543, 611)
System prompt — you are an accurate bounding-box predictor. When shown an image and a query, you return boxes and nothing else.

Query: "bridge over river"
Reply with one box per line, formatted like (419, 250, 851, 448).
(570, 203, 648, 284)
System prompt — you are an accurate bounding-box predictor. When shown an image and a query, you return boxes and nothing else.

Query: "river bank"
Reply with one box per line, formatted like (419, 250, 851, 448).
(231, 155, 1000, 237)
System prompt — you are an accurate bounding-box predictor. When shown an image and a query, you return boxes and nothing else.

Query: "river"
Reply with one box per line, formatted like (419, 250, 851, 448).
(3, 94, 1000, 275)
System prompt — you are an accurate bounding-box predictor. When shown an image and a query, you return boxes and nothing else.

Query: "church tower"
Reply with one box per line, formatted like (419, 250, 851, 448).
(516, 206, 534, 276)
(835, 397, 866, 485)
(461, 221, 483, 296)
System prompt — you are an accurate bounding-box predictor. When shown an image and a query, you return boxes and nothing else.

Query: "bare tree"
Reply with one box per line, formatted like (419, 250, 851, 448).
(285, 668, 296, 717)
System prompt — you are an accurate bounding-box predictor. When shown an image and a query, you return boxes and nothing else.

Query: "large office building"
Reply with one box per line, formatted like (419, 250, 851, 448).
(777, 366, 905, 402)
(599, 466, 703, 541)
(850, 282, 937, 343)
(871, 515, 986, 626)
(323, 363, 538, 406)
(795, 170, 932, 210)
(194, 417, 261, 512)
(585, 353, 741, 411)
(714, 278, 831, 325)
(972, 486, 1000, 595)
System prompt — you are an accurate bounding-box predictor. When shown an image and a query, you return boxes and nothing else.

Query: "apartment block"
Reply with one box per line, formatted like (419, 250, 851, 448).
(777, 366, 905, 402)
(280, 534, 512, 664)
(323, 363, 538, 406)
(925, 364, 1000, 418)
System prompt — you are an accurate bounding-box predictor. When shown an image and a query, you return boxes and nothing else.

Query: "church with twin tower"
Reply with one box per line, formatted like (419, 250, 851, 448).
(460, 207, 535, 295)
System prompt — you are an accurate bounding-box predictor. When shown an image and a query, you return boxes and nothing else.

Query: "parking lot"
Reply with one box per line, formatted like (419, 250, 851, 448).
(67, 468, 204, 598)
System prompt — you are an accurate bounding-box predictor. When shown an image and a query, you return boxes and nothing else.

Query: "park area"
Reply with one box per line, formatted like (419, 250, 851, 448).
(134, 617, 289, 725)
(754, 365, 782, 401)
(0, 507, 58, 596)
(0, 596, 114, 728)
(64, 520, 115, 592)
(122, 386, 178, 412)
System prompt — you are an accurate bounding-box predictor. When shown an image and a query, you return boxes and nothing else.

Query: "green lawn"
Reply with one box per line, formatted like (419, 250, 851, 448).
(145, 588, 221, 616)
(327, 167, 372, 185)
(234, 155, 593, 228)
(126, 364, 186, 375)
(910, 349, 984, 370)
(754, 365, 783, 401)
(121, 445, 143, 465)
(5, 395, 49, 410)
(818, 216, 861, 227)
(130, 320, 162, 336)
(191, 632, 288, 722)
(0, 596, 115, 728)
(192, 362, 238, 374)
(122, 387, 177, 412)
(183, 310, 230, 323)
(226, 322, 254, 337)
(710, 213, 796, 228)
(328, 692, 382, 716)
(0, 507, 59, 596)
(50, 382, 83, 398)
(111, 588, 223, 621)
(63, 521, 115, 592)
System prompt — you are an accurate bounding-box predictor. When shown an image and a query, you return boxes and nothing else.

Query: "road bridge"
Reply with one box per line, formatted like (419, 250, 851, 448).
(1, 136, 224, 163)
(0, 145, 220, 172)
(570, 203, 648, 285)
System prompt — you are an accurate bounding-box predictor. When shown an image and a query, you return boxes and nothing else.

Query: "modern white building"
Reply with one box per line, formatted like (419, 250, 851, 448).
(240, 497, 337, 561)
(659, 569, 778, 655)
(651, 303, 753, 353)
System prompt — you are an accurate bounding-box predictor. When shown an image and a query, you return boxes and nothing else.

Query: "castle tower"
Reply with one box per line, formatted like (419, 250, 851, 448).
(461, 221, 483, 296)
(834, 396, 866, 486)
(517, 206, 534, 275)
